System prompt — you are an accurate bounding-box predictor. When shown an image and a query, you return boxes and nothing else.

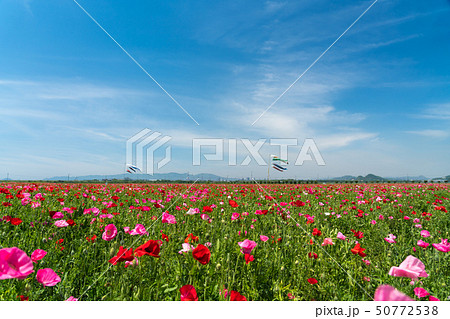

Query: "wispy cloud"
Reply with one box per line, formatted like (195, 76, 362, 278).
(406, 130, 449, 139)
(419, 103, 450, 120)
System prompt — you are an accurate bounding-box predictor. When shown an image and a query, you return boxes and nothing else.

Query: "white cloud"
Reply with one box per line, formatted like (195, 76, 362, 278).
(406, 130, 449, 139)
(420, 103, 450, 120)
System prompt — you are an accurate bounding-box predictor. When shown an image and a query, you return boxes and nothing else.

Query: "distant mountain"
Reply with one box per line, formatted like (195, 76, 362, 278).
(386, 175, 429, 181)
(331, 174, 386, 182)
(44, 172, 229, 182)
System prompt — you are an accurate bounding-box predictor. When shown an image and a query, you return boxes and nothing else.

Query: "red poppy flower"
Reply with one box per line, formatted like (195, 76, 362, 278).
(17, 295, 29, 301)
(109, 246, 134, 265)
(308, 252, 318, 259)
(229, 200, 239, 208)
(312, 228, 322, 236)
(350, 229, 364, 239)
(86, 235, 97, 242)
(180, 285, 198, 301)
(202, 205, 213, 213)
(292, 200, 306, 207)
(184, 233, 199, 243)
(351, 243, 367, 257)
(230, 290, 247, 301)
(307, 278, 318, 285)
(2, 202, 12, 207)
(192, 244, 211, 265)
(67, 219, 75, 226)
(244, 254, 254, 264)
(134, 240, 161, 258)
(11, 218, 23, 225)
(57, 239, 64, 245)
(161, 233, 169, 242)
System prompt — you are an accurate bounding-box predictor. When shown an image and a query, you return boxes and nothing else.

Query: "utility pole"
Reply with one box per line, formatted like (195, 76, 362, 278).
(6, 173, 9, 181)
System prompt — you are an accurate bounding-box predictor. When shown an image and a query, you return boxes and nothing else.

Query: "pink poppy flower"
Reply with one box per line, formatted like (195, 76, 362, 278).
(102, 224, 118, 241)
(54, 220, 69, 227)
(388, 255, 428, 281)
(31, 249, 47, 263)
(178, 243, 194, 254)
(384, 234, 397, 244)
(31, 202, 41, 209)
(162, 212, 177, 224)
(231, 213, 240, 221)
(260, 235, 269, 242)
(66, 296, 78, 301)
(186, 208, 200, 215)
(201, 214, 210, 221)
(336, 232, 346, 240)
(126, 224, 148, 236)
(36, 268, 61, 287)
(420, 230, 430, 238)
(238, 239, 257, 254)
(432, 238, 450, 252)
(374, 285, 413, 301)
(417, 240, 429, 248)
(370, 220, 376, 225)
(321, 238, 334, 246)
(362, 259, 371, 266)
(0, 247, 34, 280)
(414, 287, 430, 298)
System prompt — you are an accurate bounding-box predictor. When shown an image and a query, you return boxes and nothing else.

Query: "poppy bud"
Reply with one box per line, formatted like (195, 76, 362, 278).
(216, 263, 221, 270)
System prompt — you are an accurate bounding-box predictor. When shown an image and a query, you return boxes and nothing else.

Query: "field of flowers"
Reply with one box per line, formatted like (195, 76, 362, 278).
(0, 182, 449, 301)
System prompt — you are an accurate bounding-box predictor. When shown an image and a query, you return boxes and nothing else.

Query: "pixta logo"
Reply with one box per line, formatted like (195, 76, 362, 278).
(126, 129, 172, 175)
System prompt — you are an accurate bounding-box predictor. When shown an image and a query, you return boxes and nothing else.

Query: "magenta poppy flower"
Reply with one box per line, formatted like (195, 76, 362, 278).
(162, 212, 177, 224)
(31, 249, 47, 263)
(429, 296, 440, 301)
(388, 255, 428, 280)
(260, 235, 269, 242)
(417, 240, 429, 248)
(431, 238, 450, 252)
(36, 268, 61, 287)
(374, 285, 413, 301)
(66, 296, 78, 301)
(51, 212, 64, 219)
(231, 213, 240, 221)
(238, 239, 257, 255)
(0, 247, 34, 280)
(384, 234, 397, 244)
(102, 224, 118, 241)
(414, 287, 430, 298)
(420, 230, 430, 238)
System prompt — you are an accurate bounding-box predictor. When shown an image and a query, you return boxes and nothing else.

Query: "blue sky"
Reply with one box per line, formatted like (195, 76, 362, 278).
(1, 0, 449, 180)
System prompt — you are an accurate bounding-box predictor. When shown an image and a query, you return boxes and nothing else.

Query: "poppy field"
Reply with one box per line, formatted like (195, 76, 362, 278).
(0, 182, 449, 301)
